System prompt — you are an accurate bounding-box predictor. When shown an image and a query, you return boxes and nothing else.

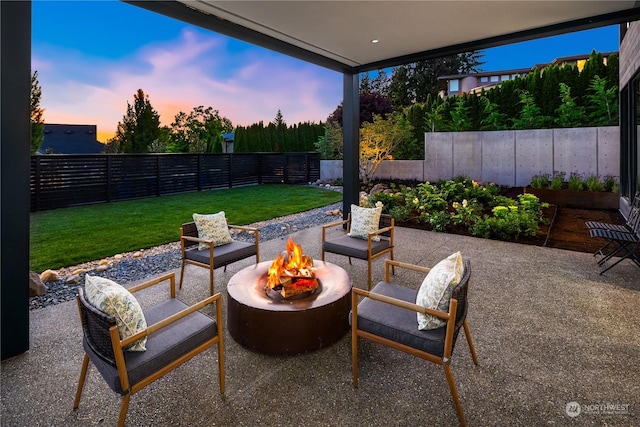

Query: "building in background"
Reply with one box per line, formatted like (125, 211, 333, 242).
(438, 51, 617, 97)
(39, 124, 104, 154)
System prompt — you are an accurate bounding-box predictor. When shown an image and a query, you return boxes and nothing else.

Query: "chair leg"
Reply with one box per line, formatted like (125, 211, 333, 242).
(209, 267, 214, 296)
(73, 354, 90, 410)
(179, 261, 186, 289)
(117, 394, 131, 427)
(463, 320, 479, 365)
(443, 364, 467, 427)
(352, 336, 359, 388)
(367, 259, 372, 291)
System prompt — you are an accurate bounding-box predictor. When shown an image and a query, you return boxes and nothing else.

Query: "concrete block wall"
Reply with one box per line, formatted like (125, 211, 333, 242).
(320, 126, 620, 187)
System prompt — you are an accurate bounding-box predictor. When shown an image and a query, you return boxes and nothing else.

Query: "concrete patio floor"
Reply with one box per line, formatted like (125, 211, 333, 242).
(2, 225, 639, 426)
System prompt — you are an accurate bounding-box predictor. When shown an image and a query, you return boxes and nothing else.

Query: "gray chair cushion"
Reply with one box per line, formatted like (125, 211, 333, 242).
(184, 241, 257, 268)
(324, 235, 391, 259)
(350, 281, 447, 357)
(84, 298, 217, 395)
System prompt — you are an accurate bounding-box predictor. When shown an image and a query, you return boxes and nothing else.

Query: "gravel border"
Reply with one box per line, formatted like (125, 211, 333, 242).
(31, 188, 343, 310)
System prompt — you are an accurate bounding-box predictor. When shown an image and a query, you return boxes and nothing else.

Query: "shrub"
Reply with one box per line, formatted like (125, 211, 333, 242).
(549, 171, 565, 190)
(584, 175, 605, 192)
(471, 205, 538, 240)
(568, 172, 584, 191)
(530, 174, 549, 189)
(603, 175, 619, 193)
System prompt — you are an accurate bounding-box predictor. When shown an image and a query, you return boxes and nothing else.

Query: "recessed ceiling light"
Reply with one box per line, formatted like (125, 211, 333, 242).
(371, 39, 379, 44)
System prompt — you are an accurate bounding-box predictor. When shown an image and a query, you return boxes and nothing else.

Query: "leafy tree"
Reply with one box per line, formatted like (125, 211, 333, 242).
(149, 126, 172, 153)
(328, 92, 394, 127)
(169, 106, 233, 153)
(585, 76, 618, 126)
(114, 89, 161, 153)
(315, 120, 343, 159)
(359, 113, 413, 183)
(30, 71, 45, 154)
(555, 83, 585, 128)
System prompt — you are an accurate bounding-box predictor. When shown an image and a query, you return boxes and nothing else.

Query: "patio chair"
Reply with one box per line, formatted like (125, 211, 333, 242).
(351, 257, 478, 427)
(589, 226, 640, 274)
(322, 206, 394, 290)
(585, 190, 640, 233)
(74, 273, 224, 427)
(180, 213, 259, 295)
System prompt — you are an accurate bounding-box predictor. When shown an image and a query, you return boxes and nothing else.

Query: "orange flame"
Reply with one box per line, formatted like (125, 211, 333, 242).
(267, 238, 315, 289)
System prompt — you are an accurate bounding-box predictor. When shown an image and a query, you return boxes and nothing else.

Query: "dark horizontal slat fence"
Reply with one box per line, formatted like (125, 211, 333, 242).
(31, 153, 320, 211)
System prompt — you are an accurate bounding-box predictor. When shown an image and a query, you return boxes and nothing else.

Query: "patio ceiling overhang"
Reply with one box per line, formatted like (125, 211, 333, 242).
(128, 1, 640, 74)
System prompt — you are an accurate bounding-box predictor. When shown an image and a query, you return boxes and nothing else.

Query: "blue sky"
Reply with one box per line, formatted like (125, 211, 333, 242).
(32, 1, 620, 142)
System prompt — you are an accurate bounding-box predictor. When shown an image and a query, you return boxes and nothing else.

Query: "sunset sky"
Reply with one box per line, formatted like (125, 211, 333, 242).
(32, 1, 620, 142)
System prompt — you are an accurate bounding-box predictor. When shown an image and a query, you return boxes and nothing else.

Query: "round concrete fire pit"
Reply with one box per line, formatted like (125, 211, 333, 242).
(227, 260, 351, 355)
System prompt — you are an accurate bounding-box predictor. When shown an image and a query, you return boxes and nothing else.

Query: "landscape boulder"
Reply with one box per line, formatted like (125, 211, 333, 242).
(29, 272, 47, 297)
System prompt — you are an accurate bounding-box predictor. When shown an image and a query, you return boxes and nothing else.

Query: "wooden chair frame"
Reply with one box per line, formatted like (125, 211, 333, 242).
(180, 222, 259, 295)
(321, 212, 394, 290)
(74, 273, 225, 427)
(351, 260, 478, 427)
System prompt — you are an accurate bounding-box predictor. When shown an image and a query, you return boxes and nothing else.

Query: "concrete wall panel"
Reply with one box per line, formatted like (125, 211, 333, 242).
(554, 127, 597, 177)
(482, 131, 515, 186)
(452, 131, 482, 180)
(515, 129, 553, 186)
(597, 126, 620, 179)
(373, 160, 423, 181)
(319, 160, 343, 181)
(321, 127, 619, 187)
(424, 132, 453, 181)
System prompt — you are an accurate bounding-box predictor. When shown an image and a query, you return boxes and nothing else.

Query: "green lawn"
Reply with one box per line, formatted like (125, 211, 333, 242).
(30, 185, 342, 272)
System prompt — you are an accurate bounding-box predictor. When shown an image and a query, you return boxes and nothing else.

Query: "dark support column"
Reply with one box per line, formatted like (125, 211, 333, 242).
(342, 72, 360, 219)
(1, 0, 31, 359)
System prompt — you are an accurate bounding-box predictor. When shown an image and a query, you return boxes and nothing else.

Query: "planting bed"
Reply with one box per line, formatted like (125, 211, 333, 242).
(397, 187, 626, 254)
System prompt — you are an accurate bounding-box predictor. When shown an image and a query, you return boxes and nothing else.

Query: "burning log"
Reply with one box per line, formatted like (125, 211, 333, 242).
(266, 238, 318, 298)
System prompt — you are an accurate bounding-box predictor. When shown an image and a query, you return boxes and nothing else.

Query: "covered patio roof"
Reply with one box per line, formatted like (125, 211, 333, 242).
(129, 1, 640, 73)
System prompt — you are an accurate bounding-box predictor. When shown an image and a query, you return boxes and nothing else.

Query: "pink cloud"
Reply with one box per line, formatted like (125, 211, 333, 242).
(35, 28, 342, 141)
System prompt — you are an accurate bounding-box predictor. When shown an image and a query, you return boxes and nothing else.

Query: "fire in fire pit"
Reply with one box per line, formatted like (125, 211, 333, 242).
(266, 238, 319, 299)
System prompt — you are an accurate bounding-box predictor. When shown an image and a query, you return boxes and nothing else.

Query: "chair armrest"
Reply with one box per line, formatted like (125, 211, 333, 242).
(120, 293, 222, 347)
(322, 218, 350, 230)
(228, 224, 258, 233)
(352, 287, 452, 321)
(128, 272, 177, 297)
(384, 259, 431, 282)
(322, 218, 350, 243)
(181, 235, 214, 246)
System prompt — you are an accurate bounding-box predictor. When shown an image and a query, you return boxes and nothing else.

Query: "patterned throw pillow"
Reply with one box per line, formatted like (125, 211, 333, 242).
(84, 275, 147, 351)
(348, 204, 382, 241)
(193, 212, 233, 250)
(416, 252, 464, 330)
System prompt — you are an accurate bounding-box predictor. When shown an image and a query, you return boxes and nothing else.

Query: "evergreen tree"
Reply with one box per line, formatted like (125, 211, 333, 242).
(30, 71, 45, 154)
(479, 96, 508, 130)
(585, 76, 618, 126)
(447, 96, 473, 131)
(512, 90, 548, 129)
(555, 83, 585, 128)
(315, 121, 343, 159)
(114, 89, 161, 153)
(387, 51, 484, 109)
